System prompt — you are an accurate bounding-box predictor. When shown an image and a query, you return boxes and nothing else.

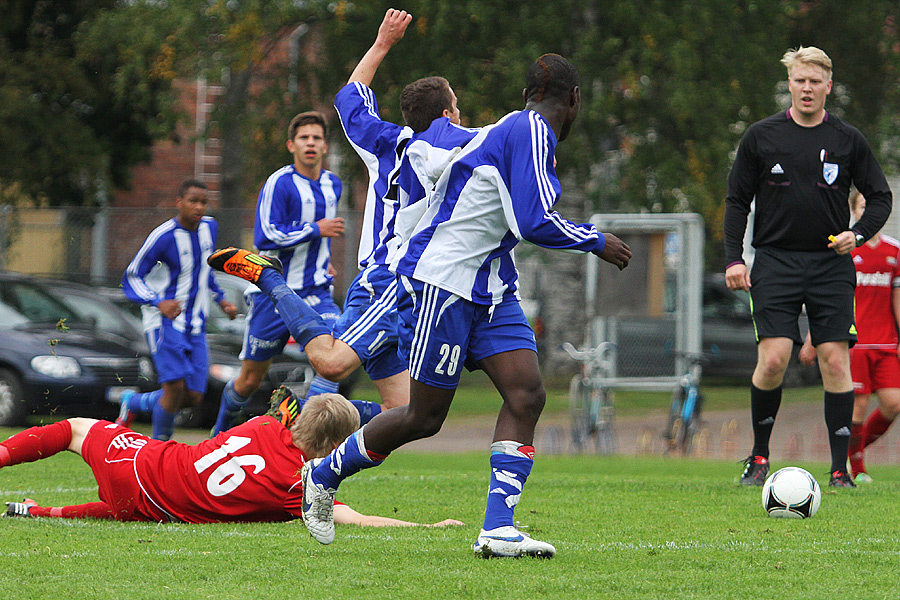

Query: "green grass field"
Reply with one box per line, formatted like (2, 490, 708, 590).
(2, 440, 898, 600)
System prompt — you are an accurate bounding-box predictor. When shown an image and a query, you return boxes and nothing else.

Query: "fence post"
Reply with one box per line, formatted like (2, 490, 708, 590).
(0, 205, 9, 271)
(91, 176, 109, 284)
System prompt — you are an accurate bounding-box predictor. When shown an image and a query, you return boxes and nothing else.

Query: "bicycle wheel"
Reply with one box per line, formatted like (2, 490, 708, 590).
(568, 376, 592, 452)
(593, 387, 616, 454)
(664, 388, 685, 453)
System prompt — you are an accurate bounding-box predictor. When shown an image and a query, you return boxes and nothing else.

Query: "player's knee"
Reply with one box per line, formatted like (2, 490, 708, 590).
(817, 353, 847, 380)
(312, 358, 352, 382)
(236, 370, 265, 394)
(880, 396, 900, 419)
(757, 354, 790, 379)
(414, 413, 445, 438)
(504, 385, 546, 421)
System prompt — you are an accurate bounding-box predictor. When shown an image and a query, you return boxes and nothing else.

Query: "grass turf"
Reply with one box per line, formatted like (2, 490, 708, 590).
(1, 445, 898, 600)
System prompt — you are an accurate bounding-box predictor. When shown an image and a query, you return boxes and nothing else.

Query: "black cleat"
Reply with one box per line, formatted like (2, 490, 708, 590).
(4, 498, 37, 518)
(267, 385, 301, 427)
(829, 470, 857, 488)
(739, 455, 769, 486)
(208, 247, 283, 284)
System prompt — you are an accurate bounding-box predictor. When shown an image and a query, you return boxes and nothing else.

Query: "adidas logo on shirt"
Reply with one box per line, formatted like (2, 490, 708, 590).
(771, 163, 784, 175)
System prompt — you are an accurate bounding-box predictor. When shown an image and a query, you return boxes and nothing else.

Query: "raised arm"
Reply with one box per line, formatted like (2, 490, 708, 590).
(347, 8, 412, 86)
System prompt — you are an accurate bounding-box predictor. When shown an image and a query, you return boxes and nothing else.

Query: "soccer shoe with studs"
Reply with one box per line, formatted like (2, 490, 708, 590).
(207, 247, 283, 284)
(474, 526, 556, 559)
(301, 458, 336, 544)
(854, 472, 873, 484)
(829, 470, 857, 488)
(4, 498, 37, 518)
(115, 389, 136, 428)
(267, 385, 301, 427)
(739, 455, 769, 486)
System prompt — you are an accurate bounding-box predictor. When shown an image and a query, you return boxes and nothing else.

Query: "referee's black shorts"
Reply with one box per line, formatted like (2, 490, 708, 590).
(749, 246, 857, 347)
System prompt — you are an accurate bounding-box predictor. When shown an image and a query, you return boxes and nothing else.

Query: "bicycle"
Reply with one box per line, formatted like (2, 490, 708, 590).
(663, 351, 713, 455)
(562, 341, 616, 454)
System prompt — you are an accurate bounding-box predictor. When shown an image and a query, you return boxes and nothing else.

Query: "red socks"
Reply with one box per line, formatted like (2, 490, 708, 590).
(0, 420, 73, 467)
(848, 422, 865, 475)
(862, 408, 894, 447)
(30, 502, 117, 520)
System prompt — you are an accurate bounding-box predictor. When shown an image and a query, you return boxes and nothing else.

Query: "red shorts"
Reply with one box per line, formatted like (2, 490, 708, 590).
(81, 421, 169, 522)
(850, 348, 900, 395)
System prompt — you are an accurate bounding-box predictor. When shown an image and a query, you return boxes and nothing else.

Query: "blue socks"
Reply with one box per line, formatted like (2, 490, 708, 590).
(483, 441, 534, 531)
(257, 270, 330, 348)
(131, 389, 163, 413)
(350, 400, 382, 425)
(255, 267, 285, 296)
(212, 379, 250, 436)
(307, 375, 339, 398)
(311, 427, 385, 491)
(152, 402, 177, 441)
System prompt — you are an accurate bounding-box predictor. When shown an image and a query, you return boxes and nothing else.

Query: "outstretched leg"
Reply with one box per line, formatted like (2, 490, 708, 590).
(1, 420, 75, 467)
(12, 501, 118, 520)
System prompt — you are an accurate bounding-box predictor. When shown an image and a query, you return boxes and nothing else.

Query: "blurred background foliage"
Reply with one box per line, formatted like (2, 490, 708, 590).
(2, 0, 899, 269)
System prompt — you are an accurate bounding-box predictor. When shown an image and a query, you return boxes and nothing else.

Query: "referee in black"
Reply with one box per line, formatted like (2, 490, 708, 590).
(724, 46, 892, 488)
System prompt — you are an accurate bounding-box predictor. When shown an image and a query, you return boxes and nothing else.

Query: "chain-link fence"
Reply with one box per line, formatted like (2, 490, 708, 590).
(0, 205, 363, 300)
(0, 204, 597, 376)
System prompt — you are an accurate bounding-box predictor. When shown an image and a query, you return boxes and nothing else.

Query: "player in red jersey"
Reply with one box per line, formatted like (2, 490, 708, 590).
(801, 191, 900, 483)
(1, 391, 461, 527)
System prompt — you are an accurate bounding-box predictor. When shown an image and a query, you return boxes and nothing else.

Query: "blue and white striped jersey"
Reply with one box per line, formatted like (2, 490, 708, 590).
(392, 117, 480, 255)
(252, 165, 342, 292)
(392, 110, 606, 305)
(335, 82, 412, 268)
(122, 216, 225, 335)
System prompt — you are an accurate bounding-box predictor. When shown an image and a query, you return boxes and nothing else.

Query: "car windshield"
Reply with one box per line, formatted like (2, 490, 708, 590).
(55, 288, 142, 340)
(0, 279, 83, 329)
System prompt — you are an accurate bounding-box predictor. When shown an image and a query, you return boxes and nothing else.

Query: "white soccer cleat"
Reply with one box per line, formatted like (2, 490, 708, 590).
(300, 458, 336, 545)
(473, 526, 556, 559)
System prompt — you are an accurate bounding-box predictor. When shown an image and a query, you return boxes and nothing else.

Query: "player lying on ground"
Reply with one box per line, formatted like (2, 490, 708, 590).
(1, 389, 461, 527)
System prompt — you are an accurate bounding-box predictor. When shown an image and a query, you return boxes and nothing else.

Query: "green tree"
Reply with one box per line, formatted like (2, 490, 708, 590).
(0, 0, 180, 206)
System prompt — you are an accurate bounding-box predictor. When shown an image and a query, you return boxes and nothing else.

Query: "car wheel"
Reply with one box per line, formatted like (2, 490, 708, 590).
(0, 368, 28, 426)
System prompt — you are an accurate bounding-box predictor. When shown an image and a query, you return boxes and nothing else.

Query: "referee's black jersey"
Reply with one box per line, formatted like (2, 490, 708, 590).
(724, 110, 892, 266)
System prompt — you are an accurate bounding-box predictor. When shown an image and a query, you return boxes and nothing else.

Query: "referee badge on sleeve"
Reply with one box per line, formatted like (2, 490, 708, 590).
(823, 162, 838, 185)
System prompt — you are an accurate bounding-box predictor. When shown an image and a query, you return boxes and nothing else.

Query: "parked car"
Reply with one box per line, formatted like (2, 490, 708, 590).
(594, 275, 819, 387)
(701, 274, 819, 386)
(0, 272, 156, 426)
(48, 277, 317, 429)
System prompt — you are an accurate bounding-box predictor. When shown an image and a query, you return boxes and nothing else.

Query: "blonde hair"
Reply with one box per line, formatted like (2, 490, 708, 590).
(781, 46, 832, 79)
(290, 393, 360, 458)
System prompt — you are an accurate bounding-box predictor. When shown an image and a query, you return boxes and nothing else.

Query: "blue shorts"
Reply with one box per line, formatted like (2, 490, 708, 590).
(397, 275, 537, 389)
(333, 266, 405, 381)
(147, 322, 209, 393)
(241, 285, 341, 362)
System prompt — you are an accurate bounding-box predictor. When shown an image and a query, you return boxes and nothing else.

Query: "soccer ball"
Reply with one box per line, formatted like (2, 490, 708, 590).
(761, 467, 821, 519)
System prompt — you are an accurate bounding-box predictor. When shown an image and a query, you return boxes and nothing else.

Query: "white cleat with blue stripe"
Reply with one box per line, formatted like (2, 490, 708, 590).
(473, 526, 556, 558)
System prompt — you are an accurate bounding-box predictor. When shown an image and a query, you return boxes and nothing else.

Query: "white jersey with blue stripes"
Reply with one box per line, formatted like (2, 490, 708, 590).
(122, 216, 224, 335)
(251, 165, 341, 292)
(335, 82, 412, 268)
(392, 117, 480, 257)
(392, 110, 605, 305)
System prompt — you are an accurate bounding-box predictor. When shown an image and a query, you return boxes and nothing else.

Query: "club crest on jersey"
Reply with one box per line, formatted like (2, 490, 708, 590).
(823, 162, 838, 185)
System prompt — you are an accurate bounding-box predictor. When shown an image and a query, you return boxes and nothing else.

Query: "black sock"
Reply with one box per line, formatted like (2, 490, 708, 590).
(750, 384, 782, 458)
(824, 390, 854, 473)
